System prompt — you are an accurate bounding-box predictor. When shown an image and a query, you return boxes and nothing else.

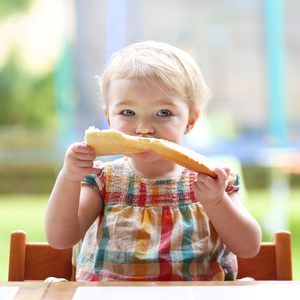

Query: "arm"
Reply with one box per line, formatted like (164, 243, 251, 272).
(44, 143, 103, 249)
(193, 167, 262, 258)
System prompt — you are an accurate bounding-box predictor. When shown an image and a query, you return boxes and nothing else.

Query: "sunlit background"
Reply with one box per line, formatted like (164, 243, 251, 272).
(0, 0, 299, 281)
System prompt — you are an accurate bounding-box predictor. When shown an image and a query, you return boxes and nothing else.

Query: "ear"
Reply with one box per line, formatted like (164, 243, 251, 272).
(184, 111, 199, 134)
(103, 106, 110, 126)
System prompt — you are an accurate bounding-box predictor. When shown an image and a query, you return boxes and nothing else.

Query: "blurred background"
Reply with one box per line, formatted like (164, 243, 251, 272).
(0, 0, 299, 280)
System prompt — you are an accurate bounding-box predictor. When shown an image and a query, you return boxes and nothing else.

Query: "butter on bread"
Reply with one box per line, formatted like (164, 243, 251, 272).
(85, 127, 238, 182)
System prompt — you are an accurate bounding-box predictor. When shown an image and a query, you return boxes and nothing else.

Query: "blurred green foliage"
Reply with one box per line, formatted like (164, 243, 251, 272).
(0, 56, 56, 129)
(0, 0, 33, 20)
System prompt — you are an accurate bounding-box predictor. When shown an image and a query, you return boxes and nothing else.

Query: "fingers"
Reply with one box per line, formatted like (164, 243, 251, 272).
(73, 142, 93, 154)
(193, 180, 209, 194)
(71, 142, 95, 156)
(66, 143, 95, 162)
(62, 143, 100, 181)
(70, 143, 99, 168)
(195, 173, 215, 190)
(194, 166, 230, 192)
(213, 166, 230, 185)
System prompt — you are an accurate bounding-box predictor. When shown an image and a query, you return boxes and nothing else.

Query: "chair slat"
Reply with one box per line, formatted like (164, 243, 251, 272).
(8, 231, 27, 281)
(237, 244, 277, 280)
(274, 230, 292, 280)
(9, 231, 73, 281)
(25, 243, 73, 280)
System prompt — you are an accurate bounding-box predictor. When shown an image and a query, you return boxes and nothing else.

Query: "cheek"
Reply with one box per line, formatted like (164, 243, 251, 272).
(108, 118, 131, 134)
(159, 124, 185, 143)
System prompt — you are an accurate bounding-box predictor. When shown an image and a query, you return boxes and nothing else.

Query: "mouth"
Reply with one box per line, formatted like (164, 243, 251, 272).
(136, 134, 156, 139)
(128, 150, 156, 159)
(137, 150, 154, 155)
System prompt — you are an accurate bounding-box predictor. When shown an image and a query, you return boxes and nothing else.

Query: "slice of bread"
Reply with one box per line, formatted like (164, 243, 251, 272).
(85, 127, 217, 178)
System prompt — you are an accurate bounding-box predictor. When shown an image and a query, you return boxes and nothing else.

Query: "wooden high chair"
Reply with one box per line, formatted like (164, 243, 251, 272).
(8, 230, 292, 281)
(237, 230, 292, 280)
(8, 230, 75, 281)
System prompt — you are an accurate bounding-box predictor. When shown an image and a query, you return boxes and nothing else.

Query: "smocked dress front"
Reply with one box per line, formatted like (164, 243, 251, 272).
(74, 157, 239, 281)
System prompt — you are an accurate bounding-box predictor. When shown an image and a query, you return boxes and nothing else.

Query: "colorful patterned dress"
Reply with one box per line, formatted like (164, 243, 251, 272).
(74, 157, 239, 281)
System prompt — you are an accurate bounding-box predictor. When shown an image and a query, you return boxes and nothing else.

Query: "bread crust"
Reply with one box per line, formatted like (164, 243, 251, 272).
(85, 127, 217, 178)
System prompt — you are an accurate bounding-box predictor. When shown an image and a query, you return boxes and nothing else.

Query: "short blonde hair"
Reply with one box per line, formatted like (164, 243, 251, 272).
(99, 41, 211, 116)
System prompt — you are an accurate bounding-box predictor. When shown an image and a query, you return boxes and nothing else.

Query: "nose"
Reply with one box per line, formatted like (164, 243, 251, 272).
(135, 119, 154, 135)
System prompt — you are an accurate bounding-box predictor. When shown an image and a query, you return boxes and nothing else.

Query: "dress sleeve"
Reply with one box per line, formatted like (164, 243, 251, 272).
(81, 174, 100, 193)
(225, 171, 240, 194)
(81, 161, 106, 197)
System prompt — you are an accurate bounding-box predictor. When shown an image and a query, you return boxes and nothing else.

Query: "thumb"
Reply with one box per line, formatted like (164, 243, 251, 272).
(214, 166, 230, 185)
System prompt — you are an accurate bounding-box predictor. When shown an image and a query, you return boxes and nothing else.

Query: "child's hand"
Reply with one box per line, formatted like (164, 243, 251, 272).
(193, 167, 230, 206)
(61, 142, 99, 182)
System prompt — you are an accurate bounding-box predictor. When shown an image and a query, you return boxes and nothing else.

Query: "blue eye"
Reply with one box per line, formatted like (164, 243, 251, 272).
(122, 110, 135, 116)
(157, 109, 171, 116)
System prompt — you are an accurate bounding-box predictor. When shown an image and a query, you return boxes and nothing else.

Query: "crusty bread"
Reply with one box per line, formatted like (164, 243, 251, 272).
(85, 127, 218, 178)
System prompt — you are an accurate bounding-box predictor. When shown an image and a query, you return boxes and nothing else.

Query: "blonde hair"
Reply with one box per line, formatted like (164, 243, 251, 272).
(99, 41, 211, 116)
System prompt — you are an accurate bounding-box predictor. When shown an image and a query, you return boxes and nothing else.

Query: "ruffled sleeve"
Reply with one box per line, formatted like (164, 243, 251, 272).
(226, 171, 240, 194)
(81, 161, 106, 198)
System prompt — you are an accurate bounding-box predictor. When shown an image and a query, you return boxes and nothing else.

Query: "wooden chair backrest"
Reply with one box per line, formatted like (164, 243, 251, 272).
(9, 230, 292, 281)
(8, 230, 75, 281)
(237, 230, 292, 280)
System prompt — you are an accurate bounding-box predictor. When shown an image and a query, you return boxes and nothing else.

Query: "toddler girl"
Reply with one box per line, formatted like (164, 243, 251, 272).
(45, 41, 261, 281)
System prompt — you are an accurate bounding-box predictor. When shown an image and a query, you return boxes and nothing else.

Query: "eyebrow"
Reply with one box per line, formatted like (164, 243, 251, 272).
(114, 98, 176, 107)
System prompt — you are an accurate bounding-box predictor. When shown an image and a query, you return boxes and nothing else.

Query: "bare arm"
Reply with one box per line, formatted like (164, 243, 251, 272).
(193, 167, 262, 258)
(44, 143, 103, 249)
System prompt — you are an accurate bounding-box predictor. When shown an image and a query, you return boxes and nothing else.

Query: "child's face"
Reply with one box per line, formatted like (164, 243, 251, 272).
(104, 78, 198, 145)
(103, 78, 198, 168)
